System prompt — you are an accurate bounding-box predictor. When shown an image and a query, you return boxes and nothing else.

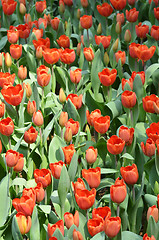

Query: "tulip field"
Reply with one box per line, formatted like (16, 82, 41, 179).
(1, 0, 159, 239)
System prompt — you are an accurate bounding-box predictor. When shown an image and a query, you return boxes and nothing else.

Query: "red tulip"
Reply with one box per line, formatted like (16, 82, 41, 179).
(2, 0, 17, 15)
(94, 116, 110, 134)
(32, 110, 43, 127)
(65, 119, 79, 136)
(43, 48, 60, 64)
(1, 84, 23, 106)
(154, 7, 159, 20)
(66, 94, 82, 109)
(126, 8, 139, 22)
(75, 188, 96, 210)
(146, 122, 159, 143)
(24, 126, 38, 144)
(27, 100, 36, 116)
(32, 28, 43, 40)
(131, 71, 145, 85)
(10, 44, 22, 59)
(121, 90, 136, 109)
(51, 17, 60, 31)
(22, 187, 36, 203)
(37, 65, 51, 87)
(86, 146, 98, 164)
(35, 0, 46, 13)
(141, 138, 156, 157)
(115, 51, 126, 65)
(87, 218, 104, 237)
(137, 45, 156, 62)
(57, 35, 70, 49)
(135, 22, 149, 39)
(34, 169, 52, 188)
(86, 109, 101, 127)
(7, 29, 19, 44)
(10, 24, 30, 39)
(122, 78, 133, 91)
(143, 233, 156, 240)
(104, 217, 121, 238)
(13, 154, 24, 172)
(48, 220, 64, 238)
(16, 212, 32, 235)
(97, 3, 113, 17)
(83, 47, 94, 61)
(151, 25, 159, 41)
(80, 15, 92, 29)
(82, 167, 101, 188)
(95, 35, 111, 49)
(119, 126, 134, 146)
(0, 117, 14, 136)
(98, 68, 117, 87)
(0, 100, 5, 118)
(73, 229, 84, 240)
(120, 163, 139, 185)
(33, 38, 50, 50)
(12, 195, 35, 216)
(142, 94, 159, 113)
(60, 48, 76, 64)
(116, 13, 125, 25)
(34, 183, 45, 202)
(92, 206, 111, 220)
(147, 205, 158, 223)
(72, 178, 86, 192)
(64, 211, 79, 229)
(5, 149, 19, 167)
(110, 177, 127, 204)
(110, 0, 126, 10)
(49, 161, 65, 179)
(59, 112, 68, 128)
(70, 68, 82, 84)
(107, 135, 125, 155)
(0, 72, 15, 88)
(62, 144, 76, 164)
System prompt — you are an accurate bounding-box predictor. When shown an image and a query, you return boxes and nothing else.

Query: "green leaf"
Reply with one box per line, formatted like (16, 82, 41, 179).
(18, 90, 26, 127)
(120, 153, 134, 160)
(144, 194, 157, 206)
(145, 63, 159, 85)
(122, 231, 142, 240)
(134, 122, 148, 143)
(155, 150, 159, 177)
(96, 178, 114, 191)
(91, 231, 105, 240)
(91, 49, 104, 95)
(58, 165, 70, 210)
(38, 205, 51, 214)
(0, 174, 10, 227)
(105, 100, 123, 119)
(53, 228, 64, 239)
(49, 135, 65, 163)
(133, 75, 145, 104)
(31, 82, 41, 110)
(30, 206, 40, 240)
(101, 168, 118, 174)
(67, 224, 78, 239)
(68, 152, 78, 182)
(11, 215, 23, 240)
(96, 137, 107, 162)
(66, 99, 80, 122)
(147, 216, 158, 239)
(0, 36, 7, 51)
(12, 177, 26, 187)
(26, 52, 37, 72)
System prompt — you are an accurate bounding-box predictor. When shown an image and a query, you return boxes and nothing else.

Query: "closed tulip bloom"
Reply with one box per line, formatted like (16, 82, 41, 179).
(0, 100, 5, 118)
(22, 187, 36, 203)
(136, 22, 149, 39)
(115, 51, 126, 65)
(72, 178, 86, 192)
(87, 218, 104, 237)
(0, 52, 5, 67)
(38, 18, 47, 28)
(97, 3, 113, 17)
(98, 68, 117, 87)
(104, 217, 121, 238)
(110, 177, 127, 204)
(75, 188, 96, 210)
(126, 8, 139, 22)
(86, 146, 98, 164)
(110, 0, 126, 10)
(43, 48, 60, 65)
(119, 126, 134, 146)
(36, 46, 43, 59)
(13, 153, 24, 172)
(122, 78, 133, 91)
(35, 0, 46, 13)
(128, 0, 136, 5)
(32, 28, 43, 40)
(48, 220, 64, 238)
(120, 163, 139, 185)
(141, 138, 156, 157)
(32, 110, 43, 127)
(64, 126, 72, 143)
(151, 25, 159, 41)
(19, 3, 26, 15)
(24, 126, 38, 144)
(154, 7, 159, 20)
(64, 211, 79, 229)
(57, 35, 70, 49)
(59, 112, 68, 128)
(94, 116, 110, 134)
(142, 94, 159, 113)
(12, 195, 35, 216)
(16, 213, 32, 235)
(147, 205, 158, 223)
(10, 44, 22, 60)
(34, 169, 51, 188)
(62, 144, 75, 164)
(37, 66, 51, 87)
(124, 29, 131, 43)
(51, 17, 60, 31)
(92, 206, 111, 220)
(95, 35, 111, 49)
(73, 229, 84, 240)
(5, 149, 19, 167)
(153, 100, 159, 114)
(82, 167, 101, 188)
(34, 183, 45, 202)
(18, 65, 27, 81)
(23, 83, 32, 98)
(81, 0, 88, 7)
(131, 71, 145, 85)
(4, 53, 11, 68)
(2, 0, 17, 15)
(146, 122, 159, 143)
(83, 47, 94, 61)
(143, 233, 156, 240)
(86, 109, 101, 127)
(27, 100, 36, 116)
(65, 119, 79, 136)
(0, 117, 14, 136)
(49, 161, 65, 179)
(7, 29, 19, 44)
(33, 38, 50, 50)
(70, 68, 82, 84)
(66, 94, 82, 109)
(129, 42, 140, 59)
(121, 90, 136, 109)
(64, 0, 73, 6)
(116, 13, 125, 25)
(107, 135, 125, 155)
(80, 15, 92, 29)
(60, 49, 76, 64)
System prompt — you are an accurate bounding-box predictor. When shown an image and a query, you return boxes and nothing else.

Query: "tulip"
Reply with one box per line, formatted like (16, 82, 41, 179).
(22, 187, 36, 203)
(65, 119, 79, 136)
(110, 178, 127, 204)
(60, 49, 76, 65)
(49, 161, 65, 179)
(64, 126, 72, 143)
(121, 91, 136, 109)
(135, 22, 149, 39)
(0, 100, 5, 118)
(98, 68, 117, 87)
(83, 47, 94, 61)
(116, 13, 125, 25)
(110, 0, 126, 10)
(115, 51, 126, 65)
(51, 17, 60, 31)
(73, 229, 84, 240)
(124, 29, 131, 43)
(72, 178, 86, 192)
(82, 167, 101, 188)
(48, 220, 64, 238)
(38, 18, 47, 28)
(87, 218, 104, 236)
(34, 183, 45, 202)
(36, 46, 43, 59)
(143, 233, 156, 240)
(86, 109, 101, 127)
(64, 211, 79, 229)
(18, 65, 27, 81)
(19, 3, 26, 15)
(137, 45, 156, 62)
(94, 116, 110, 135)
(5, 149, 19, 167)
(119, 126, 134, 145)
(33, 38, 50, 50)
(35, 0, 46, 13)
(86, 146, 98, 165)
(112, 38, 119, 52)
(32, 110, 43, 127)
(0, 117, 14, 136)
(12, 195, 35, 216)
(59, 112, 68, 128)
(4, 53, 12, 68)
(0, 140, 2, 154)
(66, 94, 82, 109)
(16, 213, 32, 235)
(62, 144, 76, 165)
(122, 78, 133, 91)
(104, 217, 121, 238)
(147, 205, 158, 223)
(76, 43, 81, 56)
(107, 135, 125, 155)
(97, 3, 113, 17)
(131, 71, 145, 85)
(59, 88, 66, 103)
(42, 48, 60, 65)
(27, 100, 36, 116)
(34, 168, 51, 188)
(7, 29, 19, 44)
(2, 0, 17, 15)
(104, 52, 109, 66)
(23, 83, 32, 98)
(142, 94, 159, 113)
(126, 8, 139, 22)
(24, 126, 38, 144)
(95, 35, 111, 49)
(97, 23, 102, 35)
(120, 163, 139, 185)
(75, 188, 96, 210)
(151, 25, 159, 41)
(70, 68, 82, 84)
(37, 65, 51, 87)
(81, 0, 88, 8)
(32, 28, 43, 40)
(57, 35, 70, 49)
(154, 7, 159, 20)
(1, 84, 23, 106)
(10, 44, 22, 60)
(64, 0, 73, 6)
(13, 153, 24, 172)
(128, 0, 136, 5)
(146, 122, 159, 143)
(0, 52, 5, 67)
(116, 22, 121, 34)
(80, 15, 92, 29)
(92, 206, 111, 220)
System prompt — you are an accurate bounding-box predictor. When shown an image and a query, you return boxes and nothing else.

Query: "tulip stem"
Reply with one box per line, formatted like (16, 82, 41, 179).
(8, 136, 11, 149)
(16, 106, 19, 120)
(86, 210, 89, 221)
(61, 128, 63, 139)
(105, 18, 108, 35)
(27, 143, 30, 161)
(117, 204, 120, 216)
(39, 127, 43, 146)
(51, 65, 56, 94)
(87, 29, 89, 46)
(132, 185, 135, 203)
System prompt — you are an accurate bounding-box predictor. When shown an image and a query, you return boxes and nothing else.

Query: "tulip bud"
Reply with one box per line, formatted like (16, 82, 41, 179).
(0, 100, 5, 118)
(27, 100, 36, 116)
(36, 46, 43, 59)
(81, 0, 88, 8)
(97, 23, 102, 35)
(65, 21, 68, 31)
(59, 88, 66, 103)
(0, 53, 5, 67)
(59, 3, 65, 13)
(76, 43, 81, 56)
(116, 22, 121, 34)
(33, 110, 44, 127)
(5, 53, 12, 68)
(23, 83, 32, 98)
(64, 127, 72, 143)
(104, 52, 109, 66)
(25, 13, 31, 24)
(86, 146, 98, 164)
(154, 181, 159, 195)
(112, 38, 119, 52)
(18, 65, 27, 81)
(153, 101, 159, 114)
(77, 9, 81, 19)
(147, 205, 159, 223)
(19, 3, 26, 15)
(124, 29, 131, 43)
(16, 213, 32, 235)
(59, 112, 68, 128)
